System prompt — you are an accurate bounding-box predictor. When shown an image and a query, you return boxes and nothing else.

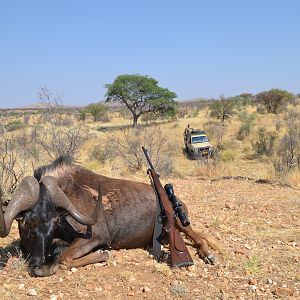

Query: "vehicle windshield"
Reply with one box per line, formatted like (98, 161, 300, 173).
(191, 135, 208, 143)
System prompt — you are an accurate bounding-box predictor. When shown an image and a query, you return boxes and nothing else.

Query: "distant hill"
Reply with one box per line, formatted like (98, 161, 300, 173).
(178, 97, 209, 102)
(0, 96, 212, 111)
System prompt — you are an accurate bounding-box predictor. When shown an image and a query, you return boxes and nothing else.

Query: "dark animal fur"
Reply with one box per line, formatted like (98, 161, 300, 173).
(34, 155, 74, 182)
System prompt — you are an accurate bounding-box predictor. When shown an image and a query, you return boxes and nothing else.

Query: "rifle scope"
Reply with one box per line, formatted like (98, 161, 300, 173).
(164, 184, 190, 227)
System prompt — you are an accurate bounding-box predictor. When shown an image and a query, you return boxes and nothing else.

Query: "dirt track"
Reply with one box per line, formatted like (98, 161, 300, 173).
(0, 178, 299, 299)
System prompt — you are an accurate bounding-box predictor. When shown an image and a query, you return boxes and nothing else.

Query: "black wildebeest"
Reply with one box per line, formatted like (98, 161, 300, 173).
(0, 156, 215, 276)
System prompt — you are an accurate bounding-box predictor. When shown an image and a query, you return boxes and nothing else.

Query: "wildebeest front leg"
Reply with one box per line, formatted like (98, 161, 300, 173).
(60, 238, 109, 269)
(176, 221, 215, 264)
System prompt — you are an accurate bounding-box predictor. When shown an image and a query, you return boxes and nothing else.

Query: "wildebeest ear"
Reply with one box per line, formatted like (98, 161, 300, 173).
(0, 176, 40, 238)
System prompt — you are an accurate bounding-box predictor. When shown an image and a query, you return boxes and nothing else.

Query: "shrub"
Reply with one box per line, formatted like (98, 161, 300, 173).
(5, 120, 25, 132)
(0, 134, 27, 196)
(221, 149, 236, 162)
(203, 120, 226, 147)
(275, 118, 282, 131)
(85, 103, 108, 122)
(119, 109, 131, 120)
(256, 106, 266, 114)
(237, 112, 256, 141)
(33, 87, 90, 161)
(103, 126, 175, 175)
(89, 146, 109, 164)
(141, 112, 157, 123)
(252, 128, 277, 157)
(193, 152, 230, 179)
(177, 108, 188, 118)
(79, 110, 87, 121)
(273, 109, 300, 173)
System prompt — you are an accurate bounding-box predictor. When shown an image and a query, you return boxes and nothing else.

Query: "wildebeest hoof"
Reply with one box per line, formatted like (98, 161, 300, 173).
(32, 263, 59, 277)
(59, 264, 68, 270)
(96, 249, 110, 259)
(203, 254, 215, 265)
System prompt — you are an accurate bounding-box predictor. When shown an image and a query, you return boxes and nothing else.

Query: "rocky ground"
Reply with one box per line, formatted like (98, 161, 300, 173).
(0, 178, 299, 300)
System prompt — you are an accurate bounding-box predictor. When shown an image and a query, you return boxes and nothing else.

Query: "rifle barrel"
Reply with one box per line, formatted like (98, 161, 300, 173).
(142, 147, 155, 170)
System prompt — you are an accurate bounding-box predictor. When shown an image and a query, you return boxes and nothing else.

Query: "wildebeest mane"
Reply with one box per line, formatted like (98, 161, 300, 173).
(34, 155, 74, 181)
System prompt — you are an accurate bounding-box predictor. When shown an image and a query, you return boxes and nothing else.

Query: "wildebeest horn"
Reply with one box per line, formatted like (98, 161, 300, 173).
(41, 176, 97, 225)
(0, 176, 40, 238)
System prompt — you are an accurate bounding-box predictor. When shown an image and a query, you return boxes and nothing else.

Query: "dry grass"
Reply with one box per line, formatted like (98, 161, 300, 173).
(2, 106, 300, 187)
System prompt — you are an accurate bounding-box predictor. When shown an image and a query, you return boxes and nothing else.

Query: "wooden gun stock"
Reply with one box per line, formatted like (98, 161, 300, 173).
(143, 147, 193, 267)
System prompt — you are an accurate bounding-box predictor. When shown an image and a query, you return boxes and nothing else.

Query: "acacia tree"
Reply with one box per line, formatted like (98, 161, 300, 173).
(255, 89, 294, 114)
(209, 96, 235, 123)
(105, 74, 177, 126)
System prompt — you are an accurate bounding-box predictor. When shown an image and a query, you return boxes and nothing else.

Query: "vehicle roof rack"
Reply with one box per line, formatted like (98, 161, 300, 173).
(190, 129, 206, 135)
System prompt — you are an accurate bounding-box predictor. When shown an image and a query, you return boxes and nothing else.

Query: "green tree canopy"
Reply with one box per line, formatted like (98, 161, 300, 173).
(209, 96, 236, 123)
(105, 74, 177, 126)
(255, 89, 294, 114)
(85, 103, 108, 122)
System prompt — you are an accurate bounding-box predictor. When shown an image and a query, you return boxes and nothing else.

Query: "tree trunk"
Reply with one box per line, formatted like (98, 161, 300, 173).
(132, 114, 139, 127)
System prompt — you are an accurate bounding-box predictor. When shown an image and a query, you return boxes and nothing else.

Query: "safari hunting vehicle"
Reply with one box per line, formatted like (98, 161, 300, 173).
(183, 126, 213, 159)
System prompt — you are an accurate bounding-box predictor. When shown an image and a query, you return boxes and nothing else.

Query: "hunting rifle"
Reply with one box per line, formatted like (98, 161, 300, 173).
(142, 147, 194, 268)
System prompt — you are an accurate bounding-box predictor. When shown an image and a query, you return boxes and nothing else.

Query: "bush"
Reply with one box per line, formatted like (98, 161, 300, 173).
(252, 128, 277, 157)
(5, 120, 25, 132)
(119, 109, 131, 120)
(89, 146, 109, 164)
(237, 112, 256, 141)
(85, 103, 108, 122)
(141, 112, 157, 123)
(274, 109, 300, 173)
(221, 149, 236, 162)
(203, 120, 226, 147)
(103, 126, 175, 176)
(256, 106, 267, 114)
(275, 118, 282, 131)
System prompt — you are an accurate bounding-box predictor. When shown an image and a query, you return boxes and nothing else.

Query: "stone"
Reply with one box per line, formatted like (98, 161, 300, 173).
(273, 287, 294, 297)
(249, 285, 257, 292)
(248, 278, 257, 285)
(27, 288, 37, 296)
(266, 278, 272, 284)
(141, 286, 151, 292)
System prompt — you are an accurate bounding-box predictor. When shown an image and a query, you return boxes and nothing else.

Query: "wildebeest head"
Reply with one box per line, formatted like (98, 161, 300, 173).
(18, 182, 60, 272)
(0, 175, 97, 276)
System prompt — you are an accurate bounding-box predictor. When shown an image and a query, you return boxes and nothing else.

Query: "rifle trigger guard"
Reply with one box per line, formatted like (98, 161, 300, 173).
(157, 214, 163, 224)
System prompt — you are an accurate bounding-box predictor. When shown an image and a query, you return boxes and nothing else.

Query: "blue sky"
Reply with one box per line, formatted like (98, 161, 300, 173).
(1, 0, 299, 108)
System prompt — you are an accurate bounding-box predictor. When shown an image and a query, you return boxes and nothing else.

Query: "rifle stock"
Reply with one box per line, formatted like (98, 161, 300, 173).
(143, 147, 193, 267)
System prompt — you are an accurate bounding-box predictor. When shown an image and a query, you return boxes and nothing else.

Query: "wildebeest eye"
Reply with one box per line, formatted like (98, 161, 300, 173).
(16, 215, 23, 222)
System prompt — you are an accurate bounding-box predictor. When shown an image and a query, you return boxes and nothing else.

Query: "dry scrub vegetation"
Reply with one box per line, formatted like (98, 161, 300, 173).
(0, 99, 300, 299)
(1, 97, 300, 186)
